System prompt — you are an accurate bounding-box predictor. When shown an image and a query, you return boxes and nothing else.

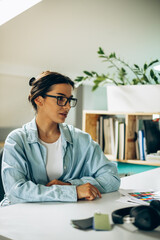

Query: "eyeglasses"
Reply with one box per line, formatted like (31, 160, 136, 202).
(44, 94, 77, 107)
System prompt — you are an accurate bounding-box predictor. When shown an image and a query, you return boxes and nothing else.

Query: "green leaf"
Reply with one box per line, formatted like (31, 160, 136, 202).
(109, 52, 116, 58)
(93, 80, 101, 84)
(91, 71, 98, 76)
(140, 74, 150, 84)
(108, 65, 114, 68)
(118, 68, 127, 83)
(154, 75, 158, 83)
(95, 76, 106, 82)
(148, 59, 159, 67)
(134, 64, 140, 69)
(150, 69, 154, 78)
(132, 78, 139, 85)
(144, 63, 148, 71)
(97, 47, 104, 55)
(75, 76, 85, 82)
(99, 55, 107, 58)
(121, 67, 126, 73)
(83, 71, 93, 77)
(92, 85, 99, 91)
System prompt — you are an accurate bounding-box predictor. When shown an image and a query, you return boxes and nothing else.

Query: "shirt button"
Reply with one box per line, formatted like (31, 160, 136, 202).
(64, 166, 66, 170)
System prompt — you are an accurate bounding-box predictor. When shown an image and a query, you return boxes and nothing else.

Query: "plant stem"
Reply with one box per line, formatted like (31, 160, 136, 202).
(106, 57, 121, 71)
(116, 57, 141, 81)
(103, 76, 119, 86)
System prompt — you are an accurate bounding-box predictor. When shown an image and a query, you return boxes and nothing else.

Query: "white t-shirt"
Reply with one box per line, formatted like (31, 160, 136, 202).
(39, 135, 63, 181)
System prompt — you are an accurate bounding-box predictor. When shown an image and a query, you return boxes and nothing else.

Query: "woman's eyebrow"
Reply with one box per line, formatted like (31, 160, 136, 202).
(56, 93, 73, 98)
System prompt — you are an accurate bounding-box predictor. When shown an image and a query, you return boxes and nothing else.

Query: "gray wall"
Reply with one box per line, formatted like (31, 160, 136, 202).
(0, 0, 160, 136)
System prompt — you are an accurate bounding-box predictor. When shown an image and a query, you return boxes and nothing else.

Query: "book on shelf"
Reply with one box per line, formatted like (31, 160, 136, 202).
(135, 117, 140, 160)
(118, 122, 125, 160)
(114, 119, 125, 160)
(96, 118, 100, 143)
(99, 116, 104, 151)
(114, 119, 119, 159)
(110, 118, 115, 155)
(143, 120, 160, 154)
(103, 117, 115, 155)
(96, 115, 125, 160)
(96, 116, 105, 151)
(138, 130, 147, 160)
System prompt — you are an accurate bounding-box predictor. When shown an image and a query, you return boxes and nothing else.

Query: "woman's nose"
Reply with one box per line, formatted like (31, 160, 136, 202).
(64, 100, 71, 109)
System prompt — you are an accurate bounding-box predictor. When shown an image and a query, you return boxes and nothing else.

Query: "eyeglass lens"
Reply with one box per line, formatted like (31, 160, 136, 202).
(57, 97, 77, 107)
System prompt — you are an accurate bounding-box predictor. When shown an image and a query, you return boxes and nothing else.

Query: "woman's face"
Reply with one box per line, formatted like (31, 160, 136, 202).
(36, 83, 74, 124)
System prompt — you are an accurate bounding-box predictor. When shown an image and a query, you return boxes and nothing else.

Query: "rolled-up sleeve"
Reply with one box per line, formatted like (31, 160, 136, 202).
(68, 132, 120, 193)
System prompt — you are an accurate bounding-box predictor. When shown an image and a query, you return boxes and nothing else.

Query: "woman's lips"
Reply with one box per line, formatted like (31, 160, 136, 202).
(59, 113, 68, 118)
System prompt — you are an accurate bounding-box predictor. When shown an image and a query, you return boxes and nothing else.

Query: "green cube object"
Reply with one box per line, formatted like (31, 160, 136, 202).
(93, 213, 112, 231)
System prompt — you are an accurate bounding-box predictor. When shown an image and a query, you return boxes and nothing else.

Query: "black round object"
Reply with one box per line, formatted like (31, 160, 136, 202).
(130, 205, 160, 231)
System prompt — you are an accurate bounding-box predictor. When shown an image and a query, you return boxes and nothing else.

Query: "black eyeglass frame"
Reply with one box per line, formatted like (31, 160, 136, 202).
(44, 94, 77, 107)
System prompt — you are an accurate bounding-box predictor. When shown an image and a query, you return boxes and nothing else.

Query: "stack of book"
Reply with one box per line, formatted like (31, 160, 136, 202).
(96, 116, 125, 160)
(136, 120, 160, 161)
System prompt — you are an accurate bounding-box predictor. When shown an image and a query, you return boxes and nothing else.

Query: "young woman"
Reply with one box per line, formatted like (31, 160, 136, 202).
(1, 71, 120, 205)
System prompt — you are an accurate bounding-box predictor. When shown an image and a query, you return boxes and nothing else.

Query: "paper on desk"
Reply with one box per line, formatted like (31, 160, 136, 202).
(117, 196, 140, 205)
(117, 189, 160, 205)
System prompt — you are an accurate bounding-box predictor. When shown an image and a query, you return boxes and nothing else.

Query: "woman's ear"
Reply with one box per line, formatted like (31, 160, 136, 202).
(34, 96, 44, 107)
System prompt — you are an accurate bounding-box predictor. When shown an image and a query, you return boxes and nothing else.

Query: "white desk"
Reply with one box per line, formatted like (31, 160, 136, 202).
(0, 168, 160, 240)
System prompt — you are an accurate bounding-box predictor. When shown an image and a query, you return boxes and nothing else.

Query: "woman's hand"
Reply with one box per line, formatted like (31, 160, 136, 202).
(46, 179, 71, 186)
(76, 183, 102, 201)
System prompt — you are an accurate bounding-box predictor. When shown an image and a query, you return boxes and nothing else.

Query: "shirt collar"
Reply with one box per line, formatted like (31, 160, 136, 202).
(59, 123, 73, 144)
(24, 118, 73, 144)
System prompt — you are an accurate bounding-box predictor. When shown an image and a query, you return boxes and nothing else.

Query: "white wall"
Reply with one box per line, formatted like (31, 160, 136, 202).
(0, 74, 34, 127)
(0, 0, 160, 128)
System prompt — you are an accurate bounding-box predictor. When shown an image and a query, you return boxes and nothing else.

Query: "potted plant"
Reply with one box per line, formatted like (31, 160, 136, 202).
(75, 47, 160, 112)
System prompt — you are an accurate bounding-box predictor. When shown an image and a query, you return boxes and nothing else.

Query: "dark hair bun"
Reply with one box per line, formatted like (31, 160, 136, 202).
(29, 77, 36, 86)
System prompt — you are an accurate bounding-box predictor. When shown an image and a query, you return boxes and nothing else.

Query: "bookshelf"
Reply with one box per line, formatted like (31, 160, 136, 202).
(83, 110, 160, 170)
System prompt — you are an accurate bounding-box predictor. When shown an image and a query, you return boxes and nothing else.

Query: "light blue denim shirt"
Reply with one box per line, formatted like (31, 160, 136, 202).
(2, 118, 120, 205)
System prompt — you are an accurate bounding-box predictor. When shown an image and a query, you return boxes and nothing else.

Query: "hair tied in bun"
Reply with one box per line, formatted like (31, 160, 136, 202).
(29, 77, 36, 86)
